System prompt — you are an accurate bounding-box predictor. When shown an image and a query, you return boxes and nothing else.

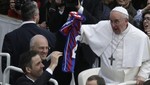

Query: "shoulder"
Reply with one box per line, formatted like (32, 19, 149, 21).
(129, 23, 148, 39)
(96, 20, 110, 28)
(4, 28, 19, 39)
(15, 76, 33, 85)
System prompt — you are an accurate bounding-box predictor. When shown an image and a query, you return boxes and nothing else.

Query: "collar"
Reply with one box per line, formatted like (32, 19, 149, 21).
(20, 21, 36, 26)
(26, 75, 35, 82)
(121, 24, 130, 35)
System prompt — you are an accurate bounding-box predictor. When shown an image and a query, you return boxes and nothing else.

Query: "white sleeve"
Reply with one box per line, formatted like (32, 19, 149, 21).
(138, 60, 150, 80)
(46, 68, 53, 74)
(78, 6, 84, 14)
(138, 38, 150, 80)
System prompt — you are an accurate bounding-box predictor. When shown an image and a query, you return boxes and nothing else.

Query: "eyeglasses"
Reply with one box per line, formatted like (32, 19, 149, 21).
(38, 46, 50, 50)
(110, 18, 125, 25)
(143, 17, 150, 21)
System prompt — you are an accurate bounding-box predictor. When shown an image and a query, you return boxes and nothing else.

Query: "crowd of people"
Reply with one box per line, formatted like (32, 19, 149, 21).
(1, 0, 150, 85)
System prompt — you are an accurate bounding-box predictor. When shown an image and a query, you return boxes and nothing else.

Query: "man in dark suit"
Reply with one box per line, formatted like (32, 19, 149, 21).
(40, 0, 103, 85)
(2, 1, 56, 84)
(15, 50, 62, 85)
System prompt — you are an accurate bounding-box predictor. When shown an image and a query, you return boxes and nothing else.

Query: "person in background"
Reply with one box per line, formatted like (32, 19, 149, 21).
(8, 0, 47, 28)
(141, 10, 150, 38)
(132, 0, 147, 10)
(15, 50, 62, 85)
(115, 0, 137, 24)
(100, 0, 114, 20)
(86, 75, 106, 85)
(7, 0, 34, 19)
(2, 1, 56, 84)
(7, 0, 21, 19)
(134, 0, 150, 28)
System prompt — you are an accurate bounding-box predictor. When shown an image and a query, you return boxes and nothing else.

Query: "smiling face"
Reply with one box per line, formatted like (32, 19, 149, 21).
(32, 38, 49, 60)
(30, 35, 49, 60)
(143, 14, 150, 34)
(109, 11, 128, 34)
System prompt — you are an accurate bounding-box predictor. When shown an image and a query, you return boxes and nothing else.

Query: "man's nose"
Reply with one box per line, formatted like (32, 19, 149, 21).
(111, 23, 117, 29)
(41, 63, 45, 67)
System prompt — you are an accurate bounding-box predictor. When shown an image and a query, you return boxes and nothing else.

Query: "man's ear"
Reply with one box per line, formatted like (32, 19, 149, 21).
(26, 67, 31, 73)
(33, 14, 37, 23)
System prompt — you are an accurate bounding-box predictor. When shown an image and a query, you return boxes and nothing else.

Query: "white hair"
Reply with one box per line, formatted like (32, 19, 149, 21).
(30, 34, 47, 49)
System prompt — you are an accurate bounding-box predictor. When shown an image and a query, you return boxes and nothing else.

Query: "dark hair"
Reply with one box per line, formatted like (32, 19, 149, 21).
(15, 0, 34, 10)
(86, 75, 106, 85)
(140, 10, 150, 33)
(15, 0, 26, 10)
(19, 50, 38, 73)
(21, 1, 38, 21)
(142, 10, 150, 19)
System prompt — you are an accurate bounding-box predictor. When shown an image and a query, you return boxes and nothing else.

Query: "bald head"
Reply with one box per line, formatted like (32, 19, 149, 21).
(30, 35, 49, 60)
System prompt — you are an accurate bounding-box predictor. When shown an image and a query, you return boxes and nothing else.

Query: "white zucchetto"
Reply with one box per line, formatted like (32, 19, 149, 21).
(112, 6, 129, 16)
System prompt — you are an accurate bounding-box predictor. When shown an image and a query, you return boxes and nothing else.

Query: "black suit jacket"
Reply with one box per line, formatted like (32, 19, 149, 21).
(15, 71, 53, 85)
(2, 23, 56, 84)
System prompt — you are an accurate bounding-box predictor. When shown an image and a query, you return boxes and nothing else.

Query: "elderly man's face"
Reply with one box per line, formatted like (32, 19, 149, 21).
(32, 38, 49, 60)
(110, 11, 128, 34)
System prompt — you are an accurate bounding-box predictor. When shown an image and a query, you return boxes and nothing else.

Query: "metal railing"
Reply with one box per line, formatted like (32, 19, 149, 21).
(2, 66, 58, 85)
(0, 53, 10, 84)
(2, 66, 22, 85)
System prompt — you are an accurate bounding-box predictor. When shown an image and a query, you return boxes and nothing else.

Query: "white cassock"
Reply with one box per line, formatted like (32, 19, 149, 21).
(80, 20, 150, 84)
